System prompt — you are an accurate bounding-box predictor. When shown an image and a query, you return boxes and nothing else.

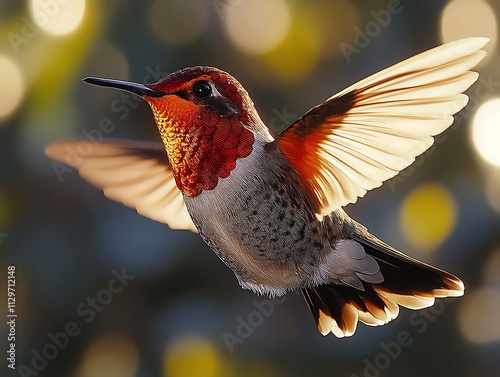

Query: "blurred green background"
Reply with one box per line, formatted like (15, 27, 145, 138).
(1, 0, 500, 376)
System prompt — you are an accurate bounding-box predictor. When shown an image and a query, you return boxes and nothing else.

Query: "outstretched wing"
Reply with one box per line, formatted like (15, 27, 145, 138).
(45, 139, 197, 232)
(273, 37, 488, 216)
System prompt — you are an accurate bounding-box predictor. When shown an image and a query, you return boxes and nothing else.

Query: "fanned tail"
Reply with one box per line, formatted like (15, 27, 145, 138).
(301, 235, 463, 337)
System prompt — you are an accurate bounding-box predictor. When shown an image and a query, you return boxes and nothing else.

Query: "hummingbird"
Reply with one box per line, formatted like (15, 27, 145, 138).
(47, 38, 488, 337)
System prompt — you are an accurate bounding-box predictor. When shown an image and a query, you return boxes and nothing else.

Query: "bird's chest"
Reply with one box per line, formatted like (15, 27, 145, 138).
(183, 144, 331, 292)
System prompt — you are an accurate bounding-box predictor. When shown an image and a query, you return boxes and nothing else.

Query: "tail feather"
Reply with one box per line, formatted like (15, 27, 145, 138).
(302, 283, 399, 337)
(302, 235, 464, 337)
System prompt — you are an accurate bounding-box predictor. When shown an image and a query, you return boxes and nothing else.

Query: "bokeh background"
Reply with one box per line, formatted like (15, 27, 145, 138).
(1, 0, 500, 376)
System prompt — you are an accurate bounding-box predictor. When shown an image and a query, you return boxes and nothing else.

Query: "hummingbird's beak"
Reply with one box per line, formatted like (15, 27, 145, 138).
(83, 77, 166, 98)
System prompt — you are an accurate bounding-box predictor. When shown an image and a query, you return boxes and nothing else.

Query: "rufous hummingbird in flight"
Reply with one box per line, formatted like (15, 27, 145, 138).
(47, 38, 488, 337)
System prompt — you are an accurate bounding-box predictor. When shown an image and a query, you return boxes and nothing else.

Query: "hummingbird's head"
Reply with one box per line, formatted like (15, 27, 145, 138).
(84, 67, 271, 197)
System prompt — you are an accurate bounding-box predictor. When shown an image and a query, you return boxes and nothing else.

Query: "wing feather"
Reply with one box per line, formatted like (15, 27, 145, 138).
(274, 37, 489, 215)
(45, 139, 197, 232)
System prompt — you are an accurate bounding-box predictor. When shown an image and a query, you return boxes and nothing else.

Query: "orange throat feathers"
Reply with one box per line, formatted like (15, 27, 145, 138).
(148, 95, 254, 197)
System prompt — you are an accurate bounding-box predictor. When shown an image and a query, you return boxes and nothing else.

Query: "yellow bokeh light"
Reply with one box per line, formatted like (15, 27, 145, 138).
(307, 0, 361, 60)
(0, 56, 24, 120)
(76, 334, 139, 377)
(149, 0, 208, 46)
(163, 335, 222, 377)
(264, 13, 320, 81)
(441, 0, 497, 56)
(458, 288, 500, 344)
(224, 0, 290, 55)
(471, 98, 500, 167)
(30, 0, 85, 36)
(400, 183, 457, 252)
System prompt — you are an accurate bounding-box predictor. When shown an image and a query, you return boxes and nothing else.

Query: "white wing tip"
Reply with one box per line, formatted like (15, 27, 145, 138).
(454, 36, 490, 48)
(45, 142, 69, 163)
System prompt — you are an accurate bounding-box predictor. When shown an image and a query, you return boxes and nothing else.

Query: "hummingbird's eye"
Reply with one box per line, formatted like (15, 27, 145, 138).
(192, 81, 212, 99)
